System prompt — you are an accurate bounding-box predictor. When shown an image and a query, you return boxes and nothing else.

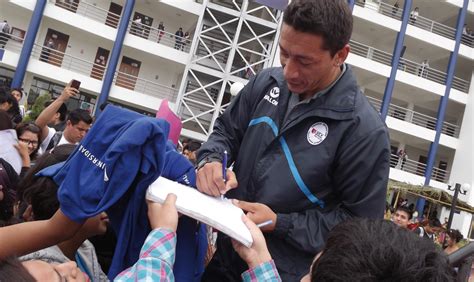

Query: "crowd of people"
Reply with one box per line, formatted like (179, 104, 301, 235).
(0, 0, 467, 281)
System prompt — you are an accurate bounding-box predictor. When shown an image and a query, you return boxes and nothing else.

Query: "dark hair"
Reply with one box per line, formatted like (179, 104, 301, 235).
(311, 218, 455, 281)
(283, 0, 353, 56)
(448, 229, 463, 243)
(0, 91, 21, 125)
(0, 257, 35, 281)
(44, 100, 68, 121)
(428, 218, 442, 228)
(10, 88, 24, 99)
(0, 110, 13, 130)
(0, 159, 18, 224)
(15, 122, 42, 159)
(17, 144, 76, 204)
(183, 141, 201, 153)
(67, 108, 92, 125)
(395, 205, 413, 220)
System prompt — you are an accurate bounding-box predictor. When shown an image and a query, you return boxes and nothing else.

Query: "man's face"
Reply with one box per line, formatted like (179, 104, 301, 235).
(0, 101, 11, 111)
(64, 120, 90, 144)
(392, 210, 410, 228)
(11, 90, 22, 102)
(279, 24, 348, 99)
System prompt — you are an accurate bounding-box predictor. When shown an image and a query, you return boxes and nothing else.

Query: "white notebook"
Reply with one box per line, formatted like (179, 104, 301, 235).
(146, 177, 253, 247)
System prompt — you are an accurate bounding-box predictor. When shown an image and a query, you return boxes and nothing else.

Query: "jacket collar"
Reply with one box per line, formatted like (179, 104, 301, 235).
(270, 65, 359, 121)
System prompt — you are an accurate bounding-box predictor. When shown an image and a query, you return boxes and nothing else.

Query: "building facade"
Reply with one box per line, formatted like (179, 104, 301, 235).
(0, 0, 473, 236)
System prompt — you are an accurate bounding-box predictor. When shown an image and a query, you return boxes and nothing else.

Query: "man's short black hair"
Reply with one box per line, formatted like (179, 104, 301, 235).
(44, 100, 68, 121)
(311, 218, 455, 281)
(396, 205, 413, 220)
(428, 218, 442, 228)
(67, 108, 92, 125)
(283, 0, 353, 56)
(183, 140, 201, 153)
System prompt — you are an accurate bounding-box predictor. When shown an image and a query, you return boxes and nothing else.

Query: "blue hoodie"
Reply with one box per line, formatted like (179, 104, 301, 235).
(53, 105, 207, 280)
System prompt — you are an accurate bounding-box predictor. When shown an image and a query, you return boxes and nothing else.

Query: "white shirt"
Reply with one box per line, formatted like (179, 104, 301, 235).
(38, 126, 76, 155)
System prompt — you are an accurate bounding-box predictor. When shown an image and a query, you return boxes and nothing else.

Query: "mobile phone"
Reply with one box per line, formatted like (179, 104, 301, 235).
(70, 79, 81, 90)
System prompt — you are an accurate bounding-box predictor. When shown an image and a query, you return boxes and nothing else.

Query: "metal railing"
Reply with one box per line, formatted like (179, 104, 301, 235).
(0, 32, 24, 53)
(128, 22, 192, 52)
(113, 71, 178, 102)
(355, 0, 404, 21)
(389, 153, 450, 183)
(461, 34, 474, 47)
(367, 96, 460, 138)
(349, 40, 393, 66)
(30, 43, 107, 80)
(355, 0, 466, 46)
(54, 0, 121, 28)
(398, 57, 469, 92)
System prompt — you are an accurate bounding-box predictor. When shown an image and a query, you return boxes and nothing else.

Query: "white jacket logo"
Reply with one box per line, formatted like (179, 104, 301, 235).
(263, 87, 279, 106)
(307, 122, 328, 145)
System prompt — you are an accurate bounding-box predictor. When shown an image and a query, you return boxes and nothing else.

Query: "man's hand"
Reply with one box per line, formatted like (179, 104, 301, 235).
(233, 200, 277, 232)
(58, 82, 79, 102)
(147, 193, 178, 232)
(231, 214, 272, 268)
(196, 162, 238, 197)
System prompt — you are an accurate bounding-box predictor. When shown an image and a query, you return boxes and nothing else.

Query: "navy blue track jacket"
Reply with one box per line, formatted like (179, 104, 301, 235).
(198, 65, 391, 281)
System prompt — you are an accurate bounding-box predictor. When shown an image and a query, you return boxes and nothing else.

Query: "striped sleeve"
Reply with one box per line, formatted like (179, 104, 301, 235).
(114, 228, 177, 281)
(241, 260, 282, 282)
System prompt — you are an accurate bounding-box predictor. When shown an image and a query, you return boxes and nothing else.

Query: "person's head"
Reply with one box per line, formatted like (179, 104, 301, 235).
(447, 229, 463, 247)
(301, 218, 455, 281)
(23, 260, 87, 282)
(392, 206, 413, 228)
(179, 27, 182, 31)
(425, 218, 443, 234)
(415, 7, 419, 11)
(10, 88, 23, 102)
(0, 92, 14, 112)
(17, 144, 76, 205)
(44, 100, 68, 124)
(63, 109, 92, 144)
(280, 0, 352, 98)
(183, 141, 201, 164)
(15, 122, 42, 158)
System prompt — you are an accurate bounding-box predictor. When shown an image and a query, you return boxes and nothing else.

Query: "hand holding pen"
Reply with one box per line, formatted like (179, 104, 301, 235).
(196, 151, 238, 197)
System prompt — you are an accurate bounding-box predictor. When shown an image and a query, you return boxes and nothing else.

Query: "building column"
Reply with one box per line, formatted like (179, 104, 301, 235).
(11, 0, 47, 88)
(94, 0, 135, 116)
(380, 0, 412, 120)
(405, 102, 414, 123)
(416, 0, 469, 217)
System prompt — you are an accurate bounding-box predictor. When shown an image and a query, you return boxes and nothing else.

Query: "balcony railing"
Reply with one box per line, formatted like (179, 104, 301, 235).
(0, 32, 24, 53)
(350, 40, 393, 66)
(355, 0, 474, 49)
(367, 96, 460, 138)
(113, 71, 178, 102)
(30, 44, 107, 80)
(128, 22, 192, 52)
(355, 0, 404, 21)
(54, 0, 121, 28)
(389, 153, 450, 183)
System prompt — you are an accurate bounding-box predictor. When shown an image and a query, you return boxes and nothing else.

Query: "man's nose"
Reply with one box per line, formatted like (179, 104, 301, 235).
(283, 59, 299, 80)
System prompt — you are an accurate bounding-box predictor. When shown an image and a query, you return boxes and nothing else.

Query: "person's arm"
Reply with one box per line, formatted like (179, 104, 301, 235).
(0, 209, 83, 259)
(196, 73, 261, 196)
(35, 83, 78, 142)
(114, 194, 178, 281)
(236, 126, 390, 254)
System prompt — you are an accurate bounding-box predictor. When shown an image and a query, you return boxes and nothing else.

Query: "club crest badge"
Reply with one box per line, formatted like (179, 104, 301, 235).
(307, 122, 328, 145)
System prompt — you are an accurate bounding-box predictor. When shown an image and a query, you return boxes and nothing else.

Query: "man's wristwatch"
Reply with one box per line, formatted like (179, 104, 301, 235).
(196, 154, 222, 170)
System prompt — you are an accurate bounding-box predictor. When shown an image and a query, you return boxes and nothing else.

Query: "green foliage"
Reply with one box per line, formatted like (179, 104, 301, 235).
(23, 93, 51, 122)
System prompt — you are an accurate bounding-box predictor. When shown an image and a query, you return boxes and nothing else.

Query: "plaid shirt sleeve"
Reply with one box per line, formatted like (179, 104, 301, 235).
(114, 228, 177, 282)
(241, 260, 282, 282)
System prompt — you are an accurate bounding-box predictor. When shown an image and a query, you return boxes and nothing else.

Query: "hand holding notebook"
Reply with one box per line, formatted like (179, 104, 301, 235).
(146, 177, 253, 247)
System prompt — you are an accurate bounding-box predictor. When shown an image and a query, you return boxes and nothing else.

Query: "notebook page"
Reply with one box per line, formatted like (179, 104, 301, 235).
(146, 177, 253, 247)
